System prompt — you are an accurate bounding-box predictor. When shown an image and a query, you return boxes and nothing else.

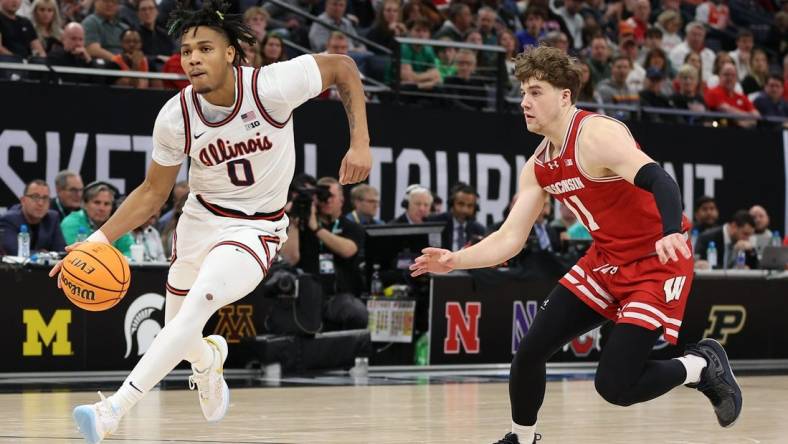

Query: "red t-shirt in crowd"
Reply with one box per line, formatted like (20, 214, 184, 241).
(704, 85, 755, 112)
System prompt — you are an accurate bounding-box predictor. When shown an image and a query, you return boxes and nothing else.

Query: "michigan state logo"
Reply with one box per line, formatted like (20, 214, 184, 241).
(703, 305, 746, 345)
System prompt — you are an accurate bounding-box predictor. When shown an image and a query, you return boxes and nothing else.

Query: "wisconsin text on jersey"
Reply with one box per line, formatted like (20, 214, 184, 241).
(197, 133, 274, 167)
(542, 177, 585, 195)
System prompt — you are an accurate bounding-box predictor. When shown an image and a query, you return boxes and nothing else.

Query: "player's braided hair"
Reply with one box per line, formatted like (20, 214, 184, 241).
(167, 0, 257, 66)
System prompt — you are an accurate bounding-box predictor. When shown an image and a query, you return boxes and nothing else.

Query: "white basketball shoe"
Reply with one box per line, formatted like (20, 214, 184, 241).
(72, 391, 121, 444)
(188, 335, 230, 422)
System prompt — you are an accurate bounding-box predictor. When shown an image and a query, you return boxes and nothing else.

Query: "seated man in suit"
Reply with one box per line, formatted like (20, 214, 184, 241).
(392, 184, 433, 224)
(695, 209, 758, 270)
(0, 179, 65, 255)
(426, 183, 485, 251)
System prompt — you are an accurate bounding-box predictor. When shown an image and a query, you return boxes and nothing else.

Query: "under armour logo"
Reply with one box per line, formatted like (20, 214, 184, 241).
(547, 161, 559, 170)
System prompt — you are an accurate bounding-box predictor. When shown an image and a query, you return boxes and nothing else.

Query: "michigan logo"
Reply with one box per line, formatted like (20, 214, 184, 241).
(124, 293, 165, 358)
(214, 305, 256, 343)
(22, 309, 72, 356)
(703, 305, 746, 345)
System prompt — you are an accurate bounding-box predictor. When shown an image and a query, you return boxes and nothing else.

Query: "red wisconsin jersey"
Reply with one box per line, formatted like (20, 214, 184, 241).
(533, 109, 689, 265)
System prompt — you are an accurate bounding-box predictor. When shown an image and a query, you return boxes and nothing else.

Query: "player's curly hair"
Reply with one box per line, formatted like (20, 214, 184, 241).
(167, 0, 257, 66)
(513, 44, 582, 103)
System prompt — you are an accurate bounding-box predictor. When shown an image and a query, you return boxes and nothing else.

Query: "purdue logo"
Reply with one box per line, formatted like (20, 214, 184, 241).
(703, 305, 746, 345)
(213, 305, 256, 343)
(22, 309, 73, 356)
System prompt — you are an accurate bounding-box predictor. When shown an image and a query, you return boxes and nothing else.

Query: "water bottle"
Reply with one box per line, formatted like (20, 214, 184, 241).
(735, 250, 746, 269)
(771, 231, 782, 247)
(76, 227, 88, 243)
(370, 264, 383, 297)
(690, 228, 699, 248)
(17, 224, 30, 258)
(706, 241, 717, 270)
(414, 333, 429, 366)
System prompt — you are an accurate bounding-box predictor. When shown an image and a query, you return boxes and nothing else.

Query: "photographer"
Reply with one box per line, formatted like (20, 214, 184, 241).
(280, 176, 367, 330)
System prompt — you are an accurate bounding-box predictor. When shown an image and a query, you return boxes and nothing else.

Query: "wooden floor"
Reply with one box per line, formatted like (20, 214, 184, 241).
(1, 375, 785, 443)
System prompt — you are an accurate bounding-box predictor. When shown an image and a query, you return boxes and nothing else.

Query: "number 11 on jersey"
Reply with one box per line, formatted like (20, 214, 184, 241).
(563, 195, 600, 231)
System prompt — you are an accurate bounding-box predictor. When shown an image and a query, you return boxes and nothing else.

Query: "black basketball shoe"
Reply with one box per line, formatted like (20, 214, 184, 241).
(493, 432, 541, 443)
(685, 338, 743, 427)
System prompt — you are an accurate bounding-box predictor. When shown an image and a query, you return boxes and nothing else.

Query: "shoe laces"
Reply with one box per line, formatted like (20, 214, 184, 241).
(188, 370, 209, 400)
(95, 391, 117, 418)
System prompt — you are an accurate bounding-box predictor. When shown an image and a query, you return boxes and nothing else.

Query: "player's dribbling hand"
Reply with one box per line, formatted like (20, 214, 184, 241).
(339, 145, 372, 185)
(655, 233, 692, 264)
(48, 242, 84, 288)
(409, 247, 457, 276)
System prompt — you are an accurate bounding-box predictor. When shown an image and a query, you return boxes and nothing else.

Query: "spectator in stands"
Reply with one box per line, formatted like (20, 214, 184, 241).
(523, 198, 561, 253)
(243, 6, 268, 42)
(576, 59, 602, 107)
(400, 18, 441, 89)
(160, 192, 185, 257)
(262, 0, 315, 43)
(587, 35, 611, 86)
(694, 0, 731, 31)
(749, 205, 773, 256)
(620, 37, 645, 92)
(550, 0, 584, 50)
(401, 0, 442, 31)
(642, 48, 673, 95)
(477, 6, 498, 49)
(517, 7, 546, 50)
(540, 30, 569, 53)
(60, 182, 134, 255)
(112, 28, 149, 88)
(157, 180, 187, 231)
(765, 11, 787, 61)
(51, 170, 83, 219)
(364, 0, 406, 51)
(637, 27, 664, 67)
(324, 30, 349, 55)
(309, 0, 362, 52)
(0, 0, 45, 58)
(431, 192, 443, 214)
(435, 36, 457, 80)
(426, 182, 485, 251)
(619, 0, 649, 44)
(640, 68, 673, 122)
(670, 64, 707, 123)
(741, 48, 769, 96)
(729, 29, 753, 81)
(669, 21, 714, 81)
(704, 61, 760, 128)
(707, 51, 742, 93)
(498, 29, 516, 75)
(137, 0, 174, 72)
(345, 184, 382, 225)
(47, 22, 101, 81)
(258, 32, 287, 66)
(0, 179, 65, 255)
(118, 0, 140, 28)
(434, 2, 472, 41)
(59, 0, 87, 23)
(30, 0, 60, 54)
(280, 177, 367, 328)
(442, 49, 487, 110)
(132, 211, 166, 262)
(655, 10, 681, 53)
(597, 55, 639, 119)
(753, 74, 788, 129)
(83, 0, 128, 62)
(683, 51, 705, 85)
(695, 210, 758, 270)
(693, 195, 719, 232)
(393, 184, 433, 224)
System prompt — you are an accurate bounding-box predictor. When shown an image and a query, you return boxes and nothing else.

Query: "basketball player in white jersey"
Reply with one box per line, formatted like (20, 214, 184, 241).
(48, 1, 371, 442)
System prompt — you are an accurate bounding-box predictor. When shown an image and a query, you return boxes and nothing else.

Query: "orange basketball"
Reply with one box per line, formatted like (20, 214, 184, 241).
(60, 242, 131, 311)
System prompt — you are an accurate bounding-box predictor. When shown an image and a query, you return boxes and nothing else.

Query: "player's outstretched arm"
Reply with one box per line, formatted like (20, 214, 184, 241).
(579, 117, 691, 263)
(410, 157, 547, 276)
(313, 54, 371, 185)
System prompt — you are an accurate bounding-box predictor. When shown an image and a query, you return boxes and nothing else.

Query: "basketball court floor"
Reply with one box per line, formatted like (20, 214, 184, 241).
(0, 370, 785, 443)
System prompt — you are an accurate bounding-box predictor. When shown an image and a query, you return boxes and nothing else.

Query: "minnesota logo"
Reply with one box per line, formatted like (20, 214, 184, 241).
(214, 305, 256, 343)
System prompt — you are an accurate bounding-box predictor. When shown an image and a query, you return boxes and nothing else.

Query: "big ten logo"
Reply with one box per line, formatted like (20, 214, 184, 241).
(22, 309, 73, 356)
(562, 326, 602, 357)
(511, 300, 538, 354)
(213, 305, 256, 343)
(704, 305, 746, 345)
(444, 302, 481, 354)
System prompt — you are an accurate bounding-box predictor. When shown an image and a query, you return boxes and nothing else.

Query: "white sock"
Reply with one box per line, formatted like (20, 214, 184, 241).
(676, 354, 707, 385)
(512, 421, 536, 443)
(108, 380, 145, 416)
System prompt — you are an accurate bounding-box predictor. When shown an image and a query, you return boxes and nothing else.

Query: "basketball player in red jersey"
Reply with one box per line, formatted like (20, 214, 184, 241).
(411, 45, 742, 444)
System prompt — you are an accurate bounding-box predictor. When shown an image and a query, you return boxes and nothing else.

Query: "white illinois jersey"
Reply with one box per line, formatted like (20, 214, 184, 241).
(152, 55, 323, 216)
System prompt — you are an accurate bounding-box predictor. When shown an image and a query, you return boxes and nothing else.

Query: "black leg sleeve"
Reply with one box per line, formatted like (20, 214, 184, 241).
(510, 285, 606, 426)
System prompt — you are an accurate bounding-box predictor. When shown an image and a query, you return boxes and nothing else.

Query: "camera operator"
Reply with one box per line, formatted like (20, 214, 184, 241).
(280, 176, 367, 330)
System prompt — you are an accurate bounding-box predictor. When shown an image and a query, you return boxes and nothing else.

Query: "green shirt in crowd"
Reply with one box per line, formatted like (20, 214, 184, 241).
(401, 44, 438, 73)
(60, 209, 134, 256)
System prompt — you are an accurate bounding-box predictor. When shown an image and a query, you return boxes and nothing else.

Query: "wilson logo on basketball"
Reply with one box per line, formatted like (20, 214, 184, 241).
(198, 133, 273, 167)
(68, 257, 96, 275)
(60, 274, 96, 301)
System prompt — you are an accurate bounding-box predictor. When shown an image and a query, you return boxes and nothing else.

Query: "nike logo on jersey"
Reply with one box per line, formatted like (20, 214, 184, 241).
(543, 177, 585, 194)
(194, 131, 206, 139)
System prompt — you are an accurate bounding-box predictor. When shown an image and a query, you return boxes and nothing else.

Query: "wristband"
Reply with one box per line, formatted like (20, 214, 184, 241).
(86, 229, 110, 244)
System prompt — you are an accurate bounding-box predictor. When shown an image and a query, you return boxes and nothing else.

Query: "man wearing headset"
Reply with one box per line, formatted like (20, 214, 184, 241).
(426, 182, 486, 251)
(59, 181, 135, 255)
(392, 184, 433, 224)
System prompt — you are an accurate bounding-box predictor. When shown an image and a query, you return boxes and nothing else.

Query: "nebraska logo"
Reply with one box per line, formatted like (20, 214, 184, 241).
(512, 300, 538, 354)
(213, 305, 256, 343)
(704, 305, 746, 345)
(444, 302, 481, 354)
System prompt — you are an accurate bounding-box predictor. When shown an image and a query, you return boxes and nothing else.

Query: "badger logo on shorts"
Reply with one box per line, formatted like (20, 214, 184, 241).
(663, 276, 687, 303)
(123, 293, 165, 358)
